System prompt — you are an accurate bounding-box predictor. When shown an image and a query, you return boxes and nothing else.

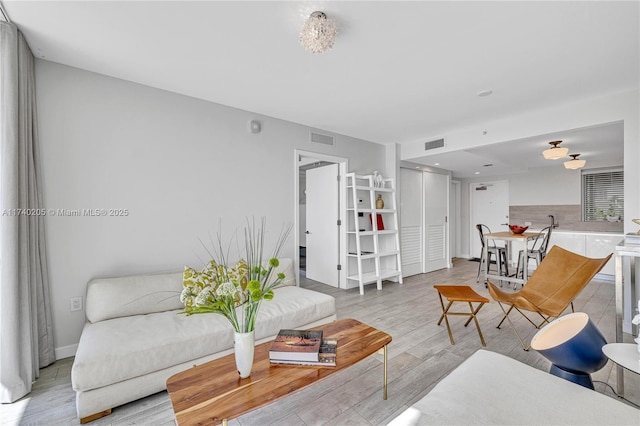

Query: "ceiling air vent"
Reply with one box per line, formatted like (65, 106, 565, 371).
(425, 138, 445, 151)
(310, 131, 334, 146)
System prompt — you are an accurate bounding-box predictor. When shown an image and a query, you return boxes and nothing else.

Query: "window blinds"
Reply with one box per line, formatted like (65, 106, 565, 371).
(582, 168, 624, 221)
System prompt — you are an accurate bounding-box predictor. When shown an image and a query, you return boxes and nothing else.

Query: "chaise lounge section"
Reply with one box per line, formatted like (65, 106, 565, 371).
(389, 349, 639, 425)
(71, 258, 336, 423)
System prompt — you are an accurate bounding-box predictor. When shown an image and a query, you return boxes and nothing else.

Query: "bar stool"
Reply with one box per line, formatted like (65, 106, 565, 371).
(476, 224, 509, 284)
(515, 226, 553, 280)
(434, 284, 490, 346)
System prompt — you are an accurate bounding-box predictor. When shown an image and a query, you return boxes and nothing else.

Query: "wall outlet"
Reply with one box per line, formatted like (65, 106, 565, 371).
(70, 296, 82, 312)
(524, 221, 532, 226)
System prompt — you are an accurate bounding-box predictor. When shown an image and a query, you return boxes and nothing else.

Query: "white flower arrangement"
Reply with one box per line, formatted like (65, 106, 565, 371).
(180, 218, 291, 333)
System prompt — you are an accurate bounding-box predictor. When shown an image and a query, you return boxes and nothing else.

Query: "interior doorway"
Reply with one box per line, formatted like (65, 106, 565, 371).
(295, 150, 348, 288)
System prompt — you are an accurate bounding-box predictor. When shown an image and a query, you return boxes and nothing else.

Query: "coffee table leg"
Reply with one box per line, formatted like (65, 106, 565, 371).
(383, 344, 388, 400)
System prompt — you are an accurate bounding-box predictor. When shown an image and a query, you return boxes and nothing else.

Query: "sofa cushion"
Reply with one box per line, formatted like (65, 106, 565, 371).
(270, 258, 296, 287)
(86, 271, 184, 323)
(72, 286, 334, 392)
(252, 285, 336, 336)
(85, 258, 296, 323)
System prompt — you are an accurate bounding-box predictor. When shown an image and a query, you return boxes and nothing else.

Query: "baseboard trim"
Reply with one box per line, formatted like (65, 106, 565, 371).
(55, 343, 78, 360)
(595, 272, 614, 282)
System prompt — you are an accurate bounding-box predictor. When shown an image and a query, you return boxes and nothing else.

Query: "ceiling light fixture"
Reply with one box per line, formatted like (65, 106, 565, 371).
(564, 154, 586, 170)
(300, 11, 337, 54)
(542, 140, 569, 160)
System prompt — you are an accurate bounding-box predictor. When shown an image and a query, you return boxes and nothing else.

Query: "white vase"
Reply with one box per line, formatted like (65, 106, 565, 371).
(234, 330, 255, 378)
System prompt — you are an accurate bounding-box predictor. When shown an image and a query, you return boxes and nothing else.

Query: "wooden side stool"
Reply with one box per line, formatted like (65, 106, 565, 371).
(434, 284, 490, 346)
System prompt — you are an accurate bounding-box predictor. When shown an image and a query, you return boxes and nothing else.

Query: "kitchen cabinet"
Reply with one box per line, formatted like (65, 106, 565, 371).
(511, 229, 624, 281)
(545, 231, 620, 276)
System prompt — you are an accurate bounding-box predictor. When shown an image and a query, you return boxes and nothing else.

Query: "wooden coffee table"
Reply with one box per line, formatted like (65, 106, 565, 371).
(166, 318, 392, 425)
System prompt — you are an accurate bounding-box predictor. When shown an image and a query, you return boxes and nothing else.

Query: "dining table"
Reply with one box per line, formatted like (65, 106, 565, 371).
(483, 231, 541, 287)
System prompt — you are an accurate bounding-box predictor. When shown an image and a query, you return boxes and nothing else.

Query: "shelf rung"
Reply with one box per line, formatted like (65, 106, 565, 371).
(379, 270, 402, 280)
(346, 272, 380, 284)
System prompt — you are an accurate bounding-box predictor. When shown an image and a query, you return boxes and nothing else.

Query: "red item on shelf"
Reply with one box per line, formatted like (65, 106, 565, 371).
(369, 214, 384, 230)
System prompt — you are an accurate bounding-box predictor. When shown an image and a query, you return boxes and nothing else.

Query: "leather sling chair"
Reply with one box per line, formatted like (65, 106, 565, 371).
(487, 245, 611, 350)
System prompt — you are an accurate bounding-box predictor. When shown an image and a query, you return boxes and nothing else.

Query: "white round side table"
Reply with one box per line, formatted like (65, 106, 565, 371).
(602, 343, 640, 375)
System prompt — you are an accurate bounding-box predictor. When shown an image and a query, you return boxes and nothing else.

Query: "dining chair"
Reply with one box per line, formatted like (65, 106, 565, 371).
(475, 224, 509, 284)
(515, 226, 553, 280)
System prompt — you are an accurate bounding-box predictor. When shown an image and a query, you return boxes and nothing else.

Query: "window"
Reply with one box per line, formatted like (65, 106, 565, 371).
(582, 168, 623, 221)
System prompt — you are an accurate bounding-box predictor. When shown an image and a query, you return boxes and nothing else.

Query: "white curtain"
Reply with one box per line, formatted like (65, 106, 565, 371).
(0, 21, 55, 403)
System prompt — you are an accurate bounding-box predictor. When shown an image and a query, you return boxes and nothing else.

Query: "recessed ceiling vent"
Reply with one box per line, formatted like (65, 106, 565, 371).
(425, 138, 445, 151)
(310, 131, 334, 146)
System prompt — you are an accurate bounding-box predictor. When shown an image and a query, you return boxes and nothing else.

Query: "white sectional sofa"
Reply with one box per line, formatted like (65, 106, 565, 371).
(389, 349, 639, 425)
(71, 258, 336, 422)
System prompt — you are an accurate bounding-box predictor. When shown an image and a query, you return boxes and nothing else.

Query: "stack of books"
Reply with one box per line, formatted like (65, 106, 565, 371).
(269, 329, 337, 367)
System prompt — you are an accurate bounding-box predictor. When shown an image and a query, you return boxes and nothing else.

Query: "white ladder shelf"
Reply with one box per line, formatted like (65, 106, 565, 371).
(346, 173, 403, 295)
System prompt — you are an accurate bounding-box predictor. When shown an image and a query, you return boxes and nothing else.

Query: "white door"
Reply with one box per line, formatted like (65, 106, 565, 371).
(470, 180, 510, 259)
(450, 181, 461, 258)
(400, 168, 423, 277)
(306, 164, 339, 287)
(424, 171, 449, 272)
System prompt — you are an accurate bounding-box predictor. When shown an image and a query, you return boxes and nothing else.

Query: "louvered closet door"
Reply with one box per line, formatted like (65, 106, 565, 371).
(400, 168, 423, 277)
(423, 171, 449, 273)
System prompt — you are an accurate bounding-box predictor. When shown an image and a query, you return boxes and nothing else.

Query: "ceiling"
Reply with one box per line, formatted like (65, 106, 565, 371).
(406, 121, 624, 178)
(2, 1, 638, 176)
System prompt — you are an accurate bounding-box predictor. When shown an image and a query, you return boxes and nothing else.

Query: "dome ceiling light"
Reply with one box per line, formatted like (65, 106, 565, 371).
(542, 140, 569, 160)
(564, 153, 586, 170)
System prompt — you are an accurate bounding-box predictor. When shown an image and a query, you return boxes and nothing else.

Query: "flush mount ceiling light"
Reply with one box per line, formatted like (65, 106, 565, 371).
(299, 11, 337, 54)
(564, 154, 586, 170)
(542, 140, 569, 160)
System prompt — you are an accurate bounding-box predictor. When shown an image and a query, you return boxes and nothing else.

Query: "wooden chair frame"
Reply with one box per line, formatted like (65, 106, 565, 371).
(435, 285, 490, 346)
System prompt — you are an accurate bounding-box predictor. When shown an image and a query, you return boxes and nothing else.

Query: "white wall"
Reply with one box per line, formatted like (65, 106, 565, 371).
(509, 158, 623, 206)
(507, 166, 581, 206)
(458, 167, 582, 217)
(35, 60, 386, 357)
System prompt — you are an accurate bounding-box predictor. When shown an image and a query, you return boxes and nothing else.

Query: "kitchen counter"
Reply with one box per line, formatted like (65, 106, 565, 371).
(532, 228, 623, 235)
(513, 229, 622, 276)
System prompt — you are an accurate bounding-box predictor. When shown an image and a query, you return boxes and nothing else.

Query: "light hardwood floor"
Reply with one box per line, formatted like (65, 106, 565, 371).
(2, 259, 638, 425)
